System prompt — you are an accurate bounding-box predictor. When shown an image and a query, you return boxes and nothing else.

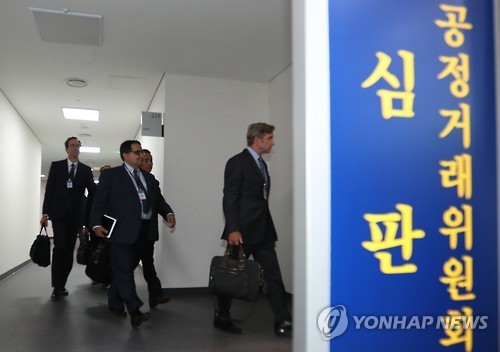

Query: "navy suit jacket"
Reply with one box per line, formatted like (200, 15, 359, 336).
(90, 164, 173, 245)
(222, 149, 277, 245)
(42, 159, 95, 225)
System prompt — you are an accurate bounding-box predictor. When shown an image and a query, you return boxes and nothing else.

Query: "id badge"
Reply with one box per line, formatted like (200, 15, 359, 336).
(138, 189, 147, 200)
(67, 179, 73, 188)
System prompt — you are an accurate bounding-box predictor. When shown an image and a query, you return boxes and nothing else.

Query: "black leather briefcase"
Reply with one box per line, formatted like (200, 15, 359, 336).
(209, 245, 264, 302)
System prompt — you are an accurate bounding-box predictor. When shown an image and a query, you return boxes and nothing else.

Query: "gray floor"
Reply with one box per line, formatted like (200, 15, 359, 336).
(0, 262, 292, 352)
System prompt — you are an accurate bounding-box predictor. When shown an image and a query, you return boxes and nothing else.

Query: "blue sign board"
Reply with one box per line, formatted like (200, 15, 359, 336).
(329, 1, 497, 351)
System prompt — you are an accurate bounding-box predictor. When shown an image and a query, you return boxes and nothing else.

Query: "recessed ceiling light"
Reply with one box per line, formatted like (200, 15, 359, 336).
(62, 107, 99, 121)
(80, 146, 100, 153)
(65, 78, 87, 88)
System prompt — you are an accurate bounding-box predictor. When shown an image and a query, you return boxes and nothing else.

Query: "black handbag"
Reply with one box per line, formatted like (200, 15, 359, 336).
(76, 234, 91, 265)
(208, 245, 264, 302)
(85, 239, 112, 284)
(29, 227, 51, 267)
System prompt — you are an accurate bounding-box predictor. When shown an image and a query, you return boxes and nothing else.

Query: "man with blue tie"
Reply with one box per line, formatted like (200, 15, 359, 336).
(91, 140, 175, 328)
(40, 137, 95, 300)
(214, 123, 292, 336)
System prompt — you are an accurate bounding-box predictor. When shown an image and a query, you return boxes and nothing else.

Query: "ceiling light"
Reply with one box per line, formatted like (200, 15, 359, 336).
(80, 147, 100, 153)
(65, 78, 87, 88)
(62, 107, 99, 121)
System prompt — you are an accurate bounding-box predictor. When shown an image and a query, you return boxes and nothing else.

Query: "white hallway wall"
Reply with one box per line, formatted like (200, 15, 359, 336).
(268, 66, 293, 289)
(136, 75, 167, 283)
(0, 90, 41, 275)
(292, 0, 331, 350)
(160, 72, 293, 290)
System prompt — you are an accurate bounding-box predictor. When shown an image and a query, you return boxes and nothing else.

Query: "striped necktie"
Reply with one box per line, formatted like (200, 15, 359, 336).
(258, 157, 270, 196)
(69, 163, 75, 180)
(258, 157, 267, 182)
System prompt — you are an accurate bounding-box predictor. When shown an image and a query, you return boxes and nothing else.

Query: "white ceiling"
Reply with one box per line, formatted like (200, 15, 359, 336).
(0, 0, 291, 178)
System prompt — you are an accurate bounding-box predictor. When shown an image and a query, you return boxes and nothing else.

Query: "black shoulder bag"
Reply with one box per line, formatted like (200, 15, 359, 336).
(29, 227, 51, 267)
(85, 239, 112, 285)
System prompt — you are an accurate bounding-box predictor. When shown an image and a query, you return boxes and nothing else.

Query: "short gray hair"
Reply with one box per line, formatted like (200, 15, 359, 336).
(246, 122, 275, 146)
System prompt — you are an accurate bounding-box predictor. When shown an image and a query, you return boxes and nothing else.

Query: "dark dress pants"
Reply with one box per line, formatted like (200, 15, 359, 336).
(51, 220, 80, 289)
(140, 241, 162, 299)
(216, 238, 291, 322)
(108, 221, 149, 313)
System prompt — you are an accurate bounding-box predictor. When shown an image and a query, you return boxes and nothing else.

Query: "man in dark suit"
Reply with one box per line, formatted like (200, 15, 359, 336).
(40, 137, 96, 300)
(214, 122, 292, 336)
(91, 140, 175, 328)
(140, 149, 175, 308)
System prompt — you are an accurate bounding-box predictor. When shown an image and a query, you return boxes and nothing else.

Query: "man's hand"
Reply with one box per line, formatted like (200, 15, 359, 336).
(228, 231, 243, 246)
(166, 214, 176, 228)
(93, 226, 108, 238)
(40, 216, 49, 228)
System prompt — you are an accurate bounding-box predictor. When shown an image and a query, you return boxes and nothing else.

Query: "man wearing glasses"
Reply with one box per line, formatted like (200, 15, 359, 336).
(40, 137, 95, 300)
(91, 140, 175, 328)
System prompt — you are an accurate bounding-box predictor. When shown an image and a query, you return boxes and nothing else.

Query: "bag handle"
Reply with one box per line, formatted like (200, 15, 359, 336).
(222, 243, 247, 270)
(224, 243, 246, 257)
(39, 226, 49, 237)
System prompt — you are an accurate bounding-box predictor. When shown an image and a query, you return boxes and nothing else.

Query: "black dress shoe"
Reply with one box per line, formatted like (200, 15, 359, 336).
(108, 307, 127, 317)
(50, 288, 68, 300)
(149, 296, 171, 308)
(130, 310, 150, 328)
(274, 319, 293, 336)
(213, 315, 242, 334)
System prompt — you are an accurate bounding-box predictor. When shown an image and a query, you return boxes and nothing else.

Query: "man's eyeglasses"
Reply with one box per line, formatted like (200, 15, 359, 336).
(129, 150, 143, 155)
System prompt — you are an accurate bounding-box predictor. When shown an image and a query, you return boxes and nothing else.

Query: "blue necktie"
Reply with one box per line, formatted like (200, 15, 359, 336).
(133, 169, 150, 213)
(258, 157, 267, 180)
(258, 157, 269, 194)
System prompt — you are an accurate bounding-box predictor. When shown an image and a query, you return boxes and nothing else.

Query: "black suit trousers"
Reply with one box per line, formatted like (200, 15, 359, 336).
(216, 238, 291, 322)
(107, 220, 150, 313)
(51, 220, 80, 288)
(140, 241, 162, 299)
